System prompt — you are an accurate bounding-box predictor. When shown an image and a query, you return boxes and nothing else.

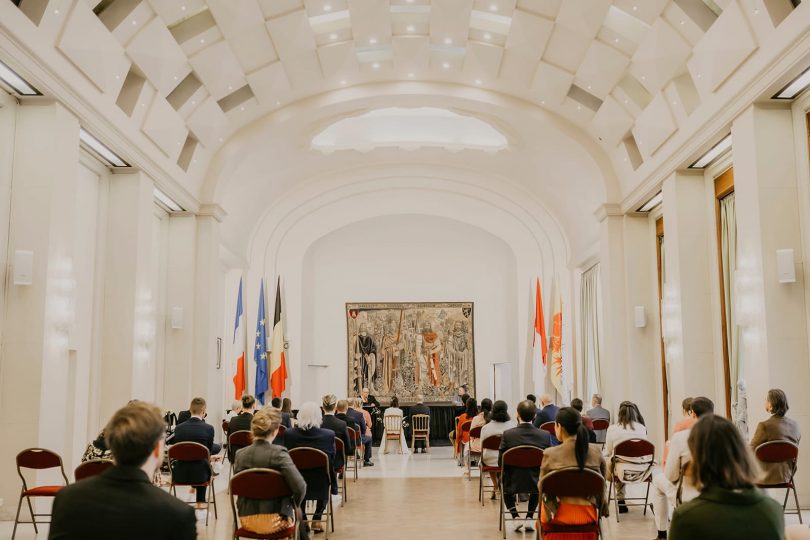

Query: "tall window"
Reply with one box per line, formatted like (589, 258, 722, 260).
(656, 218, 671, 439)
(714, 168, 737, 421)
(580, 264, 602, 399)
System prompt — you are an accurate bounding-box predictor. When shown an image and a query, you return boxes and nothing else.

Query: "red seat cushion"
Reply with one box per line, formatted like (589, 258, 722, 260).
(235, 526, 296, 539)
(24, 485, 64, 496)
(336, 467, 344, 474)
(481, 466, 501, 472)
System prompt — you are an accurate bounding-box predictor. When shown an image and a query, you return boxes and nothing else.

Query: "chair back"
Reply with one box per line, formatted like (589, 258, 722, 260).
(469, 425, 483, 439)
(352, 426, 362, 444)
(74, 459, 114, 481)
(539, 421, 557, 437)
(592, 419, 610, 431)
(460, 419, 472, 437)
(228, 430, 254, 447)
(482, 435, 502, 451)
(230, 468, 293, 500)
(221, 419, 229, 433)
(613, 438, 655, 459)
(17, 448, 64, 470)
(168, 441, 211, 462)
(384, 415, 402, 435)
(502, 445, 544, 469)
(335, 437, 346, 462)
(755, 440, 799, 463)
(541, 467, 605, 499)
(412, 414, 430, 432)
(277, 424, 286, 437)
(289, 447, 331, 474)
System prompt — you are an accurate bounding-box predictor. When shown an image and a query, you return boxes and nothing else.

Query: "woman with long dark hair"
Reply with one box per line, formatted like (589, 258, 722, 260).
(539, 407, 606, 539)
(669, 414, 783, 539)
(454, 398, 478, 464)
(604, 401, 650, 512)
(469, 398, 492, 460)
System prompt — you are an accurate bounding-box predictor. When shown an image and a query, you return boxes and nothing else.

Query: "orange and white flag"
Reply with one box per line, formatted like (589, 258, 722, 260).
(533, 278, 548, 376)
(549, 278, 564, 397)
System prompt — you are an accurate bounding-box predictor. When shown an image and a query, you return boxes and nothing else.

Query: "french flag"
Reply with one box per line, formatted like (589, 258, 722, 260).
(232, 278, 246, 400)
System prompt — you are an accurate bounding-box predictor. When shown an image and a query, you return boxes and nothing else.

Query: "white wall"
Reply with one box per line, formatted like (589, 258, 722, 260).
(298, 214, 517, 405)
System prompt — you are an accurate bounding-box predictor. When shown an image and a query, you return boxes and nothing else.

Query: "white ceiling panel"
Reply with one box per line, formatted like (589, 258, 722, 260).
(126, 18, 192, 96)
(531, 61, 574, 105)
(317, 41, 360, 79)
(631, 19, 691, 94)
(348, 0, 393, 45)
(575, 40, 630, 99)
(305, 0, 350, 17)
(473, 0, 517, 17)
(499, 49, 539, 88)
(258, 0, 305, 19)
(505, 9, 553, 55)
(542, 25, 592, 72)
(186, 96, 231, 147)
(591, 95, 634, 146)
(189, 41, 248, 100)
(148, 0, 207, 26)
(142, 95, 189, 160)
(612, 0, 669, 25)
(430, 0, 474, 45)
(247, 61, 294, 105)
(632, 92, 676, 157)
(516, 0, 561, 19)
(392, 36, 432, 72)
(109, 2, 156, 46)
(266, 9, 317, 58)
(463, 41, 504, 81)
(281, 50, 325, 89)
(555, 0, 611, 39)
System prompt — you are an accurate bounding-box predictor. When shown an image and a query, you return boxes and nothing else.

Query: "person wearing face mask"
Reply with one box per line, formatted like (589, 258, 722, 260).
(49, 402, 196, 539)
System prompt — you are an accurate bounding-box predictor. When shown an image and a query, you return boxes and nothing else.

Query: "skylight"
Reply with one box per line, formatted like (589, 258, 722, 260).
(311, 107, 509, 154)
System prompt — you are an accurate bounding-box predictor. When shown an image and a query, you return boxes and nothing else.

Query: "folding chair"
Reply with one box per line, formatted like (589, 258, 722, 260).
(168, 441, 218, 525)
(675, 460, 689, 508)
(606, 439, 655, 522)
(592, 419, 610, 450)
(346, 427, 361, 480)
(12, 448, 69, 540)
(539, 422, 557, 438)
(458, 419, 472, 465)
(383, 415, 403, 454)
(755, 440, 802, 523)
(334, 437, 348, 506)
(289, 447, 334, 539)
(467, 425, 483, 479)
(499, 445, 544, 539)
(539, 467, 606, 539)
(230, 468, 300, 539)
(229, 430, 254, 477)
(74, 459, 114, 481)
(411, 413, 430, 453)
(479, 435, 502, 505)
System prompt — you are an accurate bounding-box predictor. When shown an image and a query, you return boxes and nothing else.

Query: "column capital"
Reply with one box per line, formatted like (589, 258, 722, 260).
(198, 203, 227, 222)
(594, 203, 623, 222)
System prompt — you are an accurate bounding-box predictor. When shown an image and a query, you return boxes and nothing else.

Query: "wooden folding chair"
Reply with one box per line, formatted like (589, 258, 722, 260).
(411, 414, 430, 452)
(12, 448, 69, 540)
(168, 441, 218, 525)
(756, 440, 802, 523)
(230, 468, 299, 539)
(383, 415, 403, 454)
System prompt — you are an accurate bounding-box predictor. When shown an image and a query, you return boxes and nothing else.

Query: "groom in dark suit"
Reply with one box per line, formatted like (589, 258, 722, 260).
(172, 397, 221, 504)
(50, 402, 196, 539)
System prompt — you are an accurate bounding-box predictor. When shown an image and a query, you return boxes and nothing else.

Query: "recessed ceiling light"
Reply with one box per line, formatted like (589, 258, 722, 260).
(689, 134, 732, 168)
(219, 137, 224, 142)
(577, 105, 582, 110)
(181, 5, 186, 10)
(774, 65, 810, 99)
(174, 75, 178, 80)
(408, 72, 415, 78)
(330, 33, 338, 40)
(540, 100, 545, 105)
(444, 37, 452, 45)
(484, 32, 492, 40)
(340, 79, 347, 85)
(115, 75, 120, 80)
(79, 128, 129, 168)
(624, 99, 629, 104)
(753, 8, 759, 14)
(406, 0, 414, 3)
(489, 4, 498, 11)
(614, 37, 619, 43)
(191, 100, 196, 105)
(323, 4, 332, 11)
(696, 73, 702, 79)
(153, 187, 183, 212)
(637, 191, 663, 212)
(632, 5, 638, 10)
(53, 8, 59, 14)
(372, 62, 380, 69)
(679, 19, 685, 25)
(0, 59, 40, 95)
(228, 85, 233, 90)
(587, 84, 591, 89)
(141, 102, 145, 107)
(275, 100, 281, 106)
(672, 101, 677, 106)
(442, 62, 450, 69)
(640, 75, 646, 81)
(200, 38, 205, 44)
(369, 37, 377, 44)
(475, 79, 482, 85)
(131, 20, 137, 25)
(240, 106, 245, 111)
(406, 25, 415, 33)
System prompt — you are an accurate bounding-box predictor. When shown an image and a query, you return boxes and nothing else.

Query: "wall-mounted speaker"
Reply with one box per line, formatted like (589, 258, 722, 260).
(634, 306, 647, 328)
(13, 250, 33, 285)
(777, 249, 796, 284)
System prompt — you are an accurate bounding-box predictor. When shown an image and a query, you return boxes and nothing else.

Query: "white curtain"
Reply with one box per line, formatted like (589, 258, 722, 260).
(580, 264, 602, 398)
(720, 193, 746, 435)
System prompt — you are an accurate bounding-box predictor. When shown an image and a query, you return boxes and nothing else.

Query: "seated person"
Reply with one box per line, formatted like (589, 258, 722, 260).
(669, 414, 784, 540)
(586, 394, 610, 444)
(234, 408, 308, 540)
(455, 398, 478, 464)
(50, 402, 196, 539)
(360, 387, 381, 408)
(499, 400, 552, 533)
(604, 401, 649, 513)
(750, 388, 801, 485)
(650, 396, 713, 539)
(409, 395, 431, 453)
(81, 430, 113, 463)
(284, 401, 337, 533)
(539, 407, 607, 537)
(225, 400, 243, 422)
(321, 394, 355, 470)
(469, 398, 492, 460)
(480, 400, 516, 498)
(533, 395, 561, 445)
(171, 397, 222, 508)
(334, 399, 359, 457)
(279, 398, 293, 428)
(569, 398, 597, 443)
(350, 398, 374, 464)
(227, 395, 256, 461)
(663, 398, 696, 466)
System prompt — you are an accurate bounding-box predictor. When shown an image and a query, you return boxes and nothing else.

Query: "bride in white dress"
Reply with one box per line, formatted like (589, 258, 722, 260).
(382, 397, 411, 455)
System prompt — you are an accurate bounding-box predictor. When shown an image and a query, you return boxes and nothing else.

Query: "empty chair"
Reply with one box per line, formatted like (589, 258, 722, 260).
(12, 448, 69, 540)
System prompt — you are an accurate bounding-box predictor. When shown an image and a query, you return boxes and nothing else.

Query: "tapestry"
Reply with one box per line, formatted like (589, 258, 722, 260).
(346, 302, 475, 402)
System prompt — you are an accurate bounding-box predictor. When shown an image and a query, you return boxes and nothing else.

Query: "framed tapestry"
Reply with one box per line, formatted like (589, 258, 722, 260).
(346, 302, 475, 402)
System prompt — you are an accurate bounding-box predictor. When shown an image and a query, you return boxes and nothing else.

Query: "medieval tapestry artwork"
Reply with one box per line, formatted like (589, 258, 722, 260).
(346, 302, 475, 402)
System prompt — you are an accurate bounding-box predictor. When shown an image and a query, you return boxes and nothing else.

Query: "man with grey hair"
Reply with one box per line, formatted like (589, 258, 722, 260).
(409, 394, 431, 453)
(586, 393, 610, 443)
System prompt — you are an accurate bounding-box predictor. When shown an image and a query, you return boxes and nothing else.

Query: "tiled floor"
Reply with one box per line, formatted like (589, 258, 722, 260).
(2, 446, 806, 539)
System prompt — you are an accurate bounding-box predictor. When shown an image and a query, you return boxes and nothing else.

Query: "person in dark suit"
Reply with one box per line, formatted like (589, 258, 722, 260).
(234, 408, 308, 540)
(499, 399, 552, 533)
(321, 394, 354, 471)
(49, 402, 196, 539)
(751, 388, 802, 485)
(532, 394, 560, 445)
(227, 395, 256, 461)
(284, 401, 337, 532)
(360, 387, 381, 408)
(334, 399, 359, 458)
(176, 409, 191, 425)
(409, 395, 431, 453)
(171, 397, 221, 505)
(348, 398, 374, 466)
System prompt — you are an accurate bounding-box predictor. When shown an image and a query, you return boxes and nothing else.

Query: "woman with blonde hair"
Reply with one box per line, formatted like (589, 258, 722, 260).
(233, 408, 308, 539)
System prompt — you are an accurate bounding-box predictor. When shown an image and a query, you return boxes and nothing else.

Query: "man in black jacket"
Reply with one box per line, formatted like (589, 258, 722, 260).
(227, 394, 256, 461)
(409, 395, 431, 453)
(321, 394, 353, 471)
(172, 397, 221, 505)
(334, 399, 359, 456)
(500, 400, 552, 533)
(49, 401, 196, 539)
